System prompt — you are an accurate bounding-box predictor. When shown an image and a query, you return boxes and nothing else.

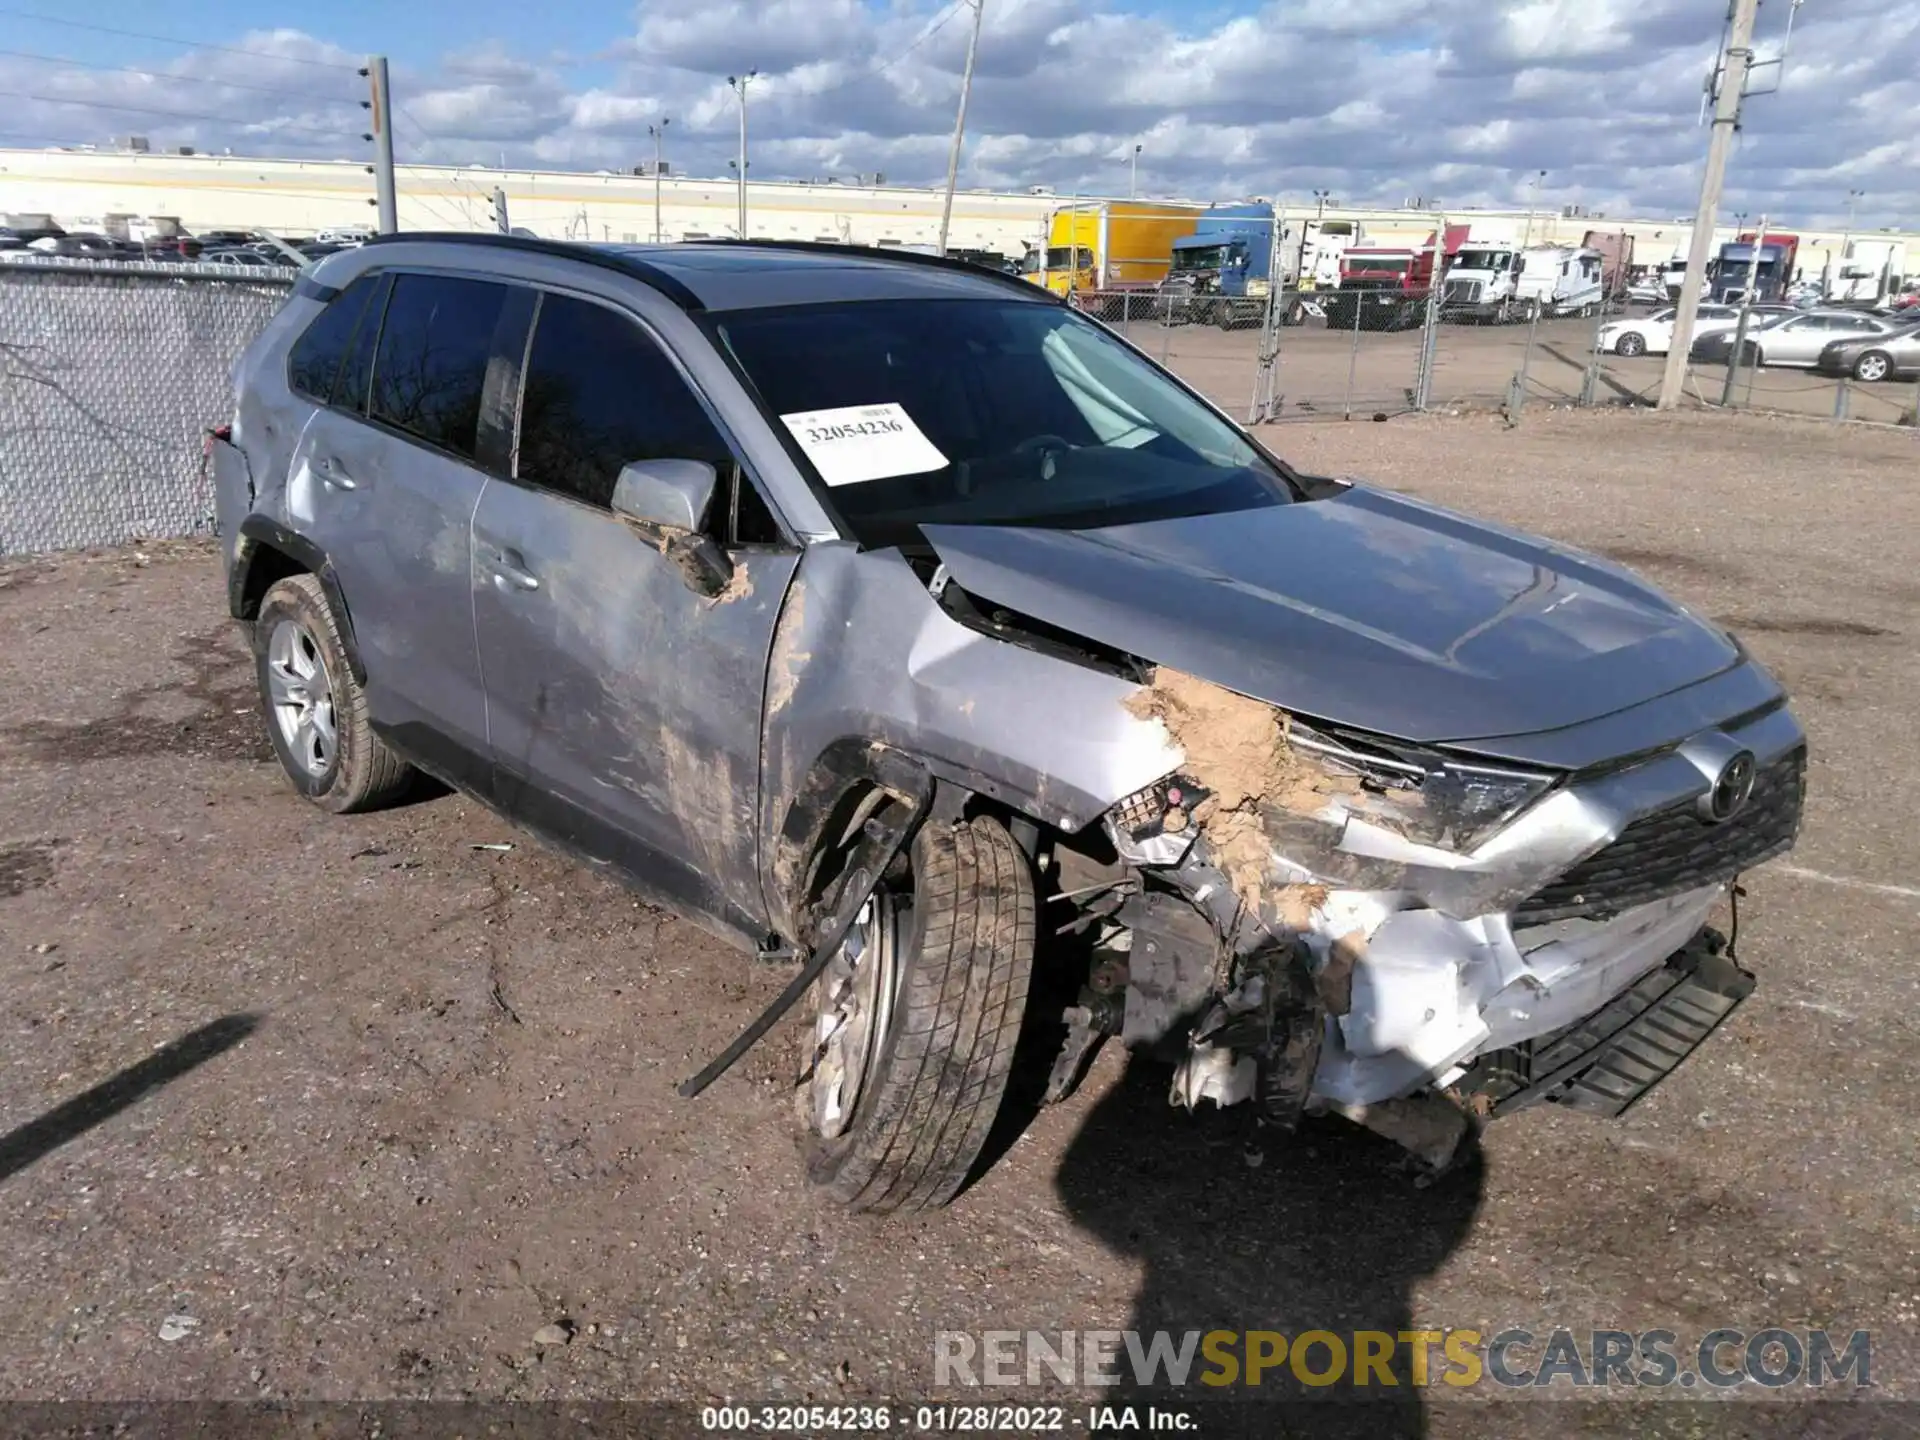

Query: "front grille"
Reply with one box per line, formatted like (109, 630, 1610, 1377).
(1516, 748, 1805, 924)
(1445, 279, 1482, 303)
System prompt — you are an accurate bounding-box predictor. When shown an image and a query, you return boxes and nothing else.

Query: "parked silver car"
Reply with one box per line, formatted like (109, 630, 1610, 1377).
(211, 236, 1805, 1209)
(1813, 320, 1920, 382)
(1691, 308, 1909, 368)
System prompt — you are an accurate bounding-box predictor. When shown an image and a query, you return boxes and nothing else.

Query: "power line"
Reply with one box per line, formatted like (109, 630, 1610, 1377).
(876, 0, 969, 77)
(0, 46, 360, 108)
(0, 8, 362, 71)
(0, 89, 352, 139)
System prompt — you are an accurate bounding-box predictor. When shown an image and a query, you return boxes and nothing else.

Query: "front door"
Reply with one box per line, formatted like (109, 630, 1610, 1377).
(289, 271, 519, 781)
(470, 289, 798, 937)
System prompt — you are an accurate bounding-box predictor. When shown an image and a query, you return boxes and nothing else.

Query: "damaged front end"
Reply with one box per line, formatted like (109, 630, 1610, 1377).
(1047, 669, 1804, 1171)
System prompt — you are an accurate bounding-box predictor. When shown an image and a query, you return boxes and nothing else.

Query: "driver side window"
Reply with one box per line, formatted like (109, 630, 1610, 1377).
(515, 292, 784, 545)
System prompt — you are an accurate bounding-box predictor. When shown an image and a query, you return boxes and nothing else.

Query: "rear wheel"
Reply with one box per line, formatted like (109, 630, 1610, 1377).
(253, 574, 414, 813)
(1615, 331, 1647, 358)
(1739, 342, 1763, 369)
(1854, 350, 1893, 383)
(805, 816, 1035, 1212)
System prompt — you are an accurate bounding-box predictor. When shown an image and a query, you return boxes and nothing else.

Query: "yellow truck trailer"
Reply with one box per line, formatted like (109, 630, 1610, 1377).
(1032, 200, 1206, 297)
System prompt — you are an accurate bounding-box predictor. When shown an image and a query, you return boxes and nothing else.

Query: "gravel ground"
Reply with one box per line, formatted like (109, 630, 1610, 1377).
(1, 408, 1917, 1437)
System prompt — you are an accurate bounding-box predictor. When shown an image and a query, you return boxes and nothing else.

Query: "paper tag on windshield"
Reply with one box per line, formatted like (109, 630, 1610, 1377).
(779, 403, 947, 487)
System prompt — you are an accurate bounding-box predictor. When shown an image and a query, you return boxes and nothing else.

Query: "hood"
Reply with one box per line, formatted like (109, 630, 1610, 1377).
(921, 486, 1741, 747)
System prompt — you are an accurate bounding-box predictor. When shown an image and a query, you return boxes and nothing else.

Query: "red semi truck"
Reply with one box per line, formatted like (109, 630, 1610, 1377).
(1321, 225, 1466, 331)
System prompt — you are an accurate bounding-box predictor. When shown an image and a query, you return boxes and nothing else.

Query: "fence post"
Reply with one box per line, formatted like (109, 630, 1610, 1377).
(1122, 289, 1133, 334)
(1343, 289, 1363, 421)
(1506, 305, 1542, 424)
(1579, 292, 1610, 405)
(1833, 374, 1850, 422)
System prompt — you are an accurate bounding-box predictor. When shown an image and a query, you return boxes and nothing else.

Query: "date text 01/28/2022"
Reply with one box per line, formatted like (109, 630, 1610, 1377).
(699, 1403, 1189, 1432)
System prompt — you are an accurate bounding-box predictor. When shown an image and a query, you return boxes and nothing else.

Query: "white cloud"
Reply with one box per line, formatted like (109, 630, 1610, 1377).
(1, 0, 1913, 230)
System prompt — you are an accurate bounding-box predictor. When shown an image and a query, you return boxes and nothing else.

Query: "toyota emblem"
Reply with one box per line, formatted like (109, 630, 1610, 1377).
(1705, 751, 1757, 823)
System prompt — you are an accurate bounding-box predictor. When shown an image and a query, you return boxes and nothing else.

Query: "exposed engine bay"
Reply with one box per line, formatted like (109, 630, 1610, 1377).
(1034, 667, 1798, 1174)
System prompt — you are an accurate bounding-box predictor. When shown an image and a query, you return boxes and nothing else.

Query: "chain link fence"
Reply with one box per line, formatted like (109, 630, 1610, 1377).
(4, 249, 1911, 560)
(1, 256, 295, 556)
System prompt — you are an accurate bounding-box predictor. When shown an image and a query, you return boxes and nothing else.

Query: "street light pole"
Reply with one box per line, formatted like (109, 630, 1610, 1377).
(649, 118, 670, 243)
(936, 0, 985, 256)
(1129, 143, 1141, 199)
(727, 71, 757, 238)
(1518, 169, 1546, 251)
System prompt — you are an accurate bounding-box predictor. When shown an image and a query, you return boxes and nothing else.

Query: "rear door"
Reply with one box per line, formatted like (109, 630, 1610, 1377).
(470, 287, 799, 936)
(289, 270, 525, 785)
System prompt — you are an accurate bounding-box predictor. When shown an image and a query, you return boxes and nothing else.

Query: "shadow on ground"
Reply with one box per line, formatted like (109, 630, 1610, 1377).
(1052, 1057, 1483, 1438)
(0, 1013, 261, 1184)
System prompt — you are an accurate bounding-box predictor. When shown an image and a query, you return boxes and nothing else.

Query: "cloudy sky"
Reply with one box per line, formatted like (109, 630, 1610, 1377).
(2, 0, 1914, 229)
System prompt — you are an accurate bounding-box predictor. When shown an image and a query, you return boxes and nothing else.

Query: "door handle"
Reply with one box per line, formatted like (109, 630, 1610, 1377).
(314, 455, 357, 491)
(489, 547, 540, 592)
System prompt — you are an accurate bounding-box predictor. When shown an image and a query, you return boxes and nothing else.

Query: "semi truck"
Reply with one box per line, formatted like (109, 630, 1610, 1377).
(1709, 232, 1799, 303)
(1826, 238, 1907, 305)
(1441, 244, 1607, 322)
(1319, 233, 1455, 332)
(1157, 202, 1279, 328)
(1032, 200, 1205, 305)
(1582, 230, 1636, 300)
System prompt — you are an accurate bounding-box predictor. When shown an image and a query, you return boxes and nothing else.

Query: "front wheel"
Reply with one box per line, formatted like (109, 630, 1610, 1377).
(805, 815, 1035, 1212)
(1615, 331, 1646, 358)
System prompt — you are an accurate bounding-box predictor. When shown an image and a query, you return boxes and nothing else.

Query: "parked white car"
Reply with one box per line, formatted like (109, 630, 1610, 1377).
(1596, 303, 1746, 357)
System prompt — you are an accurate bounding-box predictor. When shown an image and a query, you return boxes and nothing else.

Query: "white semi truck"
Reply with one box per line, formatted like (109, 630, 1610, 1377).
(1441, 244, 1606, 321)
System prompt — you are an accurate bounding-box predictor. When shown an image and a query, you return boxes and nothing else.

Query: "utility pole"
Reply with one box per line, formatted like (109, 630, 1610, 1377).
(491, 186, 509, 234)
(649, 119, 671, 243)
(1128, 142, 1141, 199)
(936, 0, 985, 256)
(1657, 0, 1760, 410)
(363, 55, 398, 234)
(727, 72, 757, 238)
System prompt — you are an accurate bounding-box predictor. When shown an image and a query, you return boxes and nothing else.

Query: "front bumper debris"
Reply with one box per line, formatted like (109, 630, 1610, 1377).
(1471, 928, 1754, 1118)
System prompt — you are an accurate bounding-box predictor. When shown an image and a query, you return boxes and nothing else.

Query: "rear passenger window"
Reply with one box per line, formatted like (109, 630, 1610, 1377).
(369, 274, 509, 459)
(517, 293, 737, 512)
(287, 273, 380, 405)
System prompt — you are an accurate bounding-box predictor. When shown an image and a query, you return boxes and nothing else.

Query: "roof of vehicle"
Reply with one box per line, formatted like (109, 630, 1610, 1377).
(357, 232, 1056, 313)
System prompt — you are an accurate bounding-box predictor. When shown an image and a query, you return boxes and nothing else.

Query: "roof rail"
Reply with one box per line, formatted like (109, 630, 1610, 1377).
(358, 230, 706, 311)
(691, 237, 1060, 304)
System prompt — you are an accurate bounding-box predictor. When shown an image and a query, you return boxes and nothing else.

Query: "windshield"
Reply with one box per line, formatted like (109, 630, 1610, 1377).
(1649, 308, 1677, 323)
(715, 299, 1293, 549)
(1045, 245, 1090, 270)
(1453, 249, 1512, 272)
(1171, 244, 1233, 273)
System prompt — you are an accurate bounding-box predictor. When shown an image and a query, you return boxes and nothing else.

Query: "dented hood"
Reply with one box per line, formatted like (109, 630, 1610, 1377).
(921, 486, 1742, 745)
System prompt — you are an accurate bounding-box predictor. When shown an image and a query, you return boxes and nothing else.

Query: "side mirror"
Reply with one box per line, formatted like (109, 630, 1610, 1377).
(610, 459, 737, 600)
(611, 458, 719, 532)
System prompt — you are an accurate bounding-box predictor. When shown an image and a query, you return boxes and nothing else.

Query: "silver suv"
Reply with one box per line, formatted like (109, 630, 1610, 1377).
(212, 236, 1805, 1210)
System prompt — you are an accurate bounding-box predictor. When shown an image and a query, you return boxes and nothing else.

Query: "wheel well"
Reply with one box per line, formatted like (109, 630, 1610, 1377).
(237, 542, 309, 621)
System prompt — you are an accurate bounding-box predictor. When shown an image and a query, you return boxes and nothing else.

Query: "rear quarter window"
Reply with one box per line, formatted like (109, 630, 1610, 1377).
(286, 273, 382, 405)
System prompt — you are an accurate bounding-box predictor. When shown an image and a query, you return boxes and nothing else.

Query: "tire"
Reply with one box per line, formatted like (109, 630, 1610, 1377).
(806, 815, 1035, 1213)
(1615, 331, 1647, 358)
(1854, 350, 1893, 383)
(1740, 342, 1763, 369)
(253, 574, 414, 813)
